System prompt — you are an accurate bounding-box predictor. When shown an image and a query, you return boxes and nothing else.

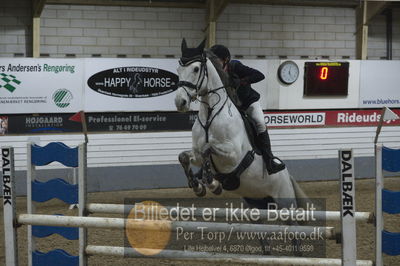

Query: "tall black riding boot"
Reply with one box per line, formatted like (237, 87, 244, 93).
(258, 130, 285, 175)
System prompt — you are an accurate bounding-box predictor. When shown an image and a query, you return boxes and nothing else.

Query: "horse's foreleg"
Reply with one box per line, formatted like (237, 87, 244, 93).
(201, 146, 223, 195)
(178, 150, 206, 197)
(273, 173, 304, 257)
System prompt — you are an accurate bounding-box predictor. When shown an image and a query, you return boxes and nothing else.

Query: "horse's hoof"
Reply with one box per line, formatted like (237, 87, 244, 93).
(188, 178, 196, 189)
(194, 184, 206, 197)
(211, 184, 223, 195)
(178, 152, 189, 165)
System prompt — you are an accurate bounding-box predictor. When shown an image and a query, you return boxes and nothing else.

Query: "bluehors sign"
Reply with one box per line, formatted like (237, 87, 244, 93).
(87, 66, 179, 98)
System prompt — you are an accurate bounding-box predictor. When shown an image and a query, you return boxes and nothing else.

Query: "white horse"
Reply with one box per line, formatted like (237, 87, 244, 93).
(175, 39, 307, 210)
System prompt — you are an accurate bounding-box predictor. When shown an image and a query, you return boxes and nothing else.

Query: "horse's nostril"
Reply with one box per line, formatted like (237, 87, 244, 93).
(182, 99, 187, 106)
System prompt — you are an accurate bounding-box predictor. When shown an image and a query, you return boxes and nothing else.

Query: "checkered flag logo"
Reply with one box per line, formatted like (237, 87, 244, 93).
(0, 73, 21, 92)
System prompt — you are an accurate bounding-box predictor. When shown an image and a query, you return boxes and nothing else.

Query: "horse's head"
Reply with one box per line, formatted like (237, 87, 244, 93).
(175, 38, 208, 112)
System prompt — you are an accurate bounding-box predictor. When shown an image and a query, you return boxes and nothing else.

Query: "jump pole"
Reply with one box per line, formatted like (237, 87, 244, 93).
(16, 213, 336, 240)
(87, 203, 373, 223)
(85, 245, 374, 266)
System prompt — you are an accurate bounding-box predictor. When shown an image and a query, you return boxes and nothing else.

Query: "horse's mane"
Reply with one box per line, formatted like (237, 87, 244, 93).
(204, 49, 230, 89)
(205, 49, 241, 107)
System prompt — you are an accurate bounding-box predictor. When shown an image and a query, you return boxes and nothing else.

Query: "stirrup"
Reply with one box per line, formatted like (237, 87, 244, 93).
(267, 157, 285, 175)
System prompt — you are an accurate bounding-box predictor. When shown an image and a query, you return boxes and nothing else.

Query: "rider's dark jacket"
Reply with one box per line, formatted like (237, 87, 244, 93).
(227, 60, 265, 110)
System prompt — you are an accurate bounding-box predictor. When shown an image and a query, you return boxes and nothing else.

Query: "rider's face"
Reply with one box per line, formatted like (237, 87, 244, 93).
(217, 58, 229, 72)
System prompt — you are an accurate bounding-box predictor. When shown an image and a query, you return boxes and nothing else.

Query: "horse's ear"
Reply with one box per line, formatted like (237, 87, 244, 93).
(197, 38, 206, 51)
(181, 38, 187, 52)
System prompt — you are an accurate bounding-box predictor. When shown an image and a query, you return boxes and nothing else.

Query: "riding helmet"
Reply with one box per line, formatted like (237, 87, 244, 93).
(210, 44, 231, 61)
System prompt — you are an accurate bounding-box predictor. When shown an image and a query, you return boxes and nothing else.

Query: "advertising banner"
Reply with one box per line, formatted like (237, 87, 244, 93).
(0, 59, 83, 114)
(0, 112, 197, 135)
(359, 61, 400, 108)
(1, 109, 398, 135)
(265, 109, 400, 128)
(84, 58, 181, 112)
(83, 58, 268, 113)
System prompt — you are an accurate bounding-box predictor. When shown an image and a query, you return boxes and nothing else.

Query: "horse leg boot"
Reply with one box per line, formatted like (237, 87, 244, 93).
(178, 151, 206, 197)
(201, 147, 223, 195)
(257, 130, 286, 175)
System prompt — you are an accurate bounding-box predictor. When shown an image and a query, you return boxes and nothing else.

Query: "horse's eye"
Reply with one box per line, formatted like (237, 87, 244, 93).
(193, 66, 199, 73)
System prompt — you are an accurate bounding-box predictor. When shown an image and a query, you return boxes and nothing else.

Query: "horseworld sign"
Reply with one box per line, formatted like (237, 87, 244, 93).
(87, 66, 178, 98)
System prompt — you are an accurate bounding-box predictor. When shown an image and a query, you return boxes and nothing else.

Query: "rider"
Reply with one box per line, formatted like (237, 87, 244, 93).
(210, 44, 285, 175)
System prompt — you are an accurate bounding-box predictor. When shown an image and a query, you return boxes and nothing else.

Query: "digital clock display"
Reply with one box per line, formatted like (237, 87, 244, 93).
(304, 62, 349, 96)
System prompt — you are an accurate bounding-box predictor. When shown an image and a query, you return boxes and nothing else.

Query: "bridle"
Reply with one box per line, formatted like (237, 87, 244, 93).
(177, 53, 208, 99)
(177, 53, 228, 143)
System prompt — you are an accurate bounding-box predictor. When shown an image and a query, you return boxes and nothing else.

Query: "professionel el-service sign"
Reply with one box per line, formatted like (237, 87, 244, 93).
(0, 58, 83, 114)
(84, 58, 181, 112)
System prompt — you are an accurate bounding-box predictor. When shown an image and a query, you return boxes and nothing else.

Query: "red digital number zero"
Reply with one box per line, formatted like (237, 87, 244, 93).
(320, 67, 328, 80)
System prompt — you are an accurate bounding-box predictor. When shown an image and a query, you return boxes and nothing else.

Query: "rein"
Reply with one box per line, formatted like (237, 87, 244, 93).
(197, 88, 228, 143)
(178, 54, 228, 143)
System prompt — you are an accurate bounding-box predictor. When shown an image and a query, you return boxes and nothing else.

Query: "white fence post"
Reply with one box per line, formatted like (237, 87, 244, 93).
(27, 143, 36, 266)
(79, 143, 88, 266)
(2, 147, 18, 266)
(339, 149, 357, 266)
(375, 144, 383, 266)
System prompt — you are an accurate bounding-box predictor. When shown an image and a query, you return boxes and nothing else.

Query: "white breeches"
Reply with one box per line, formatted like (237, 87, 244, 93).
(245, 101, 266, 134)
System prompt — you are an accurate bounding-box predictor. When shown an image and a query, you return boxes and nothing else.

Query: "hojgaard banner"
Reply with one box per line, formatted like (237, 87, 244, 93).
(0, 58, 83, 114)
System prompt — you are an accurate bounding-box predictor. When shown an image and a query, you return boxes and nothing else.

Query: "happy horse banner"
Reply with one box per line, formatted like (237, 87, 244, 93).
(83, 58, 268, 112)
(0, 58, 83, 114)
(84, 58, 181, 112)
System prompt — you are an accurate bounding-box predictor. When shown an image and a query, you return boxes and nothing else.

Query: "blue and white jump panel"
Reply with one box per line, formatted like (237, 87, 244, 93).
(375, 145, 400, 266)
(25, 142, 87, 266)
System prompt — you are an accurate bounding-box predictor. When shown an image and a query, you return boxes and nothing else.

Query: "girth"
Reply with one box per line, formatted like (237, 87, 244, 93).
(213, 150, 255, 191)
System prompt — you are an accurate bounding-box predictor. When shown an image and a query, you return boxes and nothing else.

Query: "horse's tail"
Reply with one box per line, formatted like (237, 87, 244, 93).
(289, 175, 312, 209)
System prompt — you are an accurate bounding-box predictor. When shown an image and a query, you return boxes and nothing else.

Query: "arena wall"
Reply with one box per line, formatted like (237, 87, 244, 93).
(1, 0, 399, 59)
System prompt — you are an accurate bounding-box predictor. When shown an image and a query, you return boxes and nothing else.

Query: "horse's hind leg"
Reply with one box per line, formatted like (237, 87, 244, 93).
(178, 150, 206, 197)
(243, 197, 275, 255)
(273, 174, 306, 257)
